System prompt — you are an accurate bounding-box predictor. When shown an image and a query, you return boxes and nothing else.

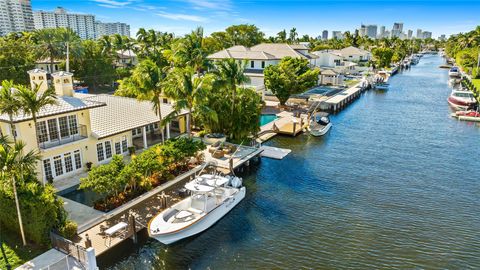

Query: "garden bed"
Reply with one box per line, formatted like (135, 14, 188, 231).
(79, 137, 206, 212)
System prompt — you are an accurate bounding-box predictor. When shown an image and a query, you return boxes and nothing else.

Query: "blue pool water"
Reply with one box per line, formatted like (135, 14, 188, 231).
(104, 55, 480, 269)
(259, 114, 277, 126)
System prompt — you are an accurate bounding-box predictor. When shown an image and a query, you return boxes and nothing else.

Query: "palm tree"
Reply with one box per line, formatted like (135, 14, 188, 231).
(212, 59, 250, 136)
(163, 67, 217, 136)
(99, 35, 113, 56)
(0, 81, 20, 143)
(289, 27, 298, 44)
(0, 139, 41, 246)
(14, 84, 58, 148)
(173, 27, 210, 76)
(33, 28, 63, 74)
(56, 28, 81, 72)
(128, 59, 167, 142)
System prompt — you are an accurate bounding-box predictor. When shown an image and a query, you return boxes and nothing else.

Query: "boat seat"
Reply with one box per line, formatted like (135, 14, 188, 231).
(175, 210, 193, 219)
(188, 208, 203, 214)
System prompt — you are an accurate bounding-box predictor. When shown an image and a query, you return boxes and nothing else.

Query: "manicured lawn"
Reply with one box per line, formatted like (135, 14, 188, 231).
(0, 230, 46, 269)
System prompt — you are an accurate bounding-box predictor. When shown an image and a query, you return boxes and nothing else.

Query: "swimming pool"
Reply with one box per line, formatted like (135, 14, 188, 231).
(259, 114, 277, 126)
(61, 185, 104, 209)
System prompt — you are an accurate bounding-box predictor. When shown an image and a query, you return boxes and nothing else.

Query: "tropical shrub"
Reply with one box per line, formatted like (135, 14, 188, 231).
(79, 155, 126, 200)
(80, 137, 205, 211)
(59, 220, 78, 240)
(0, 183, 68, 244)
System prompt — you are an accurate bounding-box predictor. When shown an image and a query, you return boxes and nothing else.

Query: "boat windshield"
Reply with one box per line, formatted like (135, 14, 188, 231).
(454, 92, 473, 98)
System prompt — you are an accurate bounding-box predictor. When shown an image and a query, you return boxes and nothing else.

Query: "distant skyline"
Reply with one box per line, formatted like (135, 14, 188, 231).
(31, 0, 480, 38)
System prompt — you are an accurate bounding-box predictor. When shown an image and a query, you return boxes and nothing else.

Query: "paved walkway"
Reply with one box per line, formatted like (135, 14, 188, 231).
(61, 197, 104, 230)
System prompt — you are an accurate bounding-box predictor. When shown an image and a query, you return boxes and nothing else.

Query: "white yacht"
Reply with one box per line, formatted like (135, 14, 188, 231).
(148, 174, 245, 244)
(448, 66, 460, 77)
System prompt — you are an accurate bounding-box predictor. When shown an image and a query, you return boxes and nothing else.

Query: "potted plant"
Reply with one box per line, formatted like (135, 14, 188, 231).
(86, 162, 93, 171)
(128, 146, 136, 155)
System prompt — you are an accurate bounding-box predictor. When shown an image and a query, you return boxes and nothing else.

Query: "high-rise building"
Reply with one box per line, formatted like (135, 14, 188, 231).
(379, 26, 386, 38)
(407, 30, 413, 39)
(0, 0, 34, 36)
(391, 22, 403, 37)
(439, 34, 446, 41)
(322, 30, 328, 40)
(366, 25, 377, 39)
(332, 31, 343, 39)
(34, 7, 96, 39)
(359, 24, 367, 37)
(416, 29, 423, 39)
(95, 21, 130, 38)
(422, 31, 432, 39)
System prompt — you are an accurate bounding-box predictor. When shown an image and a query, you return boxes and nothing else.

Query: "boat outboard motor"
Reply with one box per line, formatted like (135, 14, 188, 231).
(230, 176, 243, 188)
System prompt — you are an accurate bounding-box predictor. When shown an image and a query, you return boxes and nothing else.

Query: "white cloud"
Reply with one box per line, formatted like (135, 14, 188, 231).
(92, 0, 133, 6)
(156, 11, 207, 22)
(97, 4, 122, 8)
(182, 0, 232, 11)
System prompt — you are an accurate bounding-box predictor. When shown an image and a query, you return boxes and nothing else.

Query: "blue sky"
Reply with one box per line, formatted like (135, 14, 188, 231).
(32, 0, 480, 38)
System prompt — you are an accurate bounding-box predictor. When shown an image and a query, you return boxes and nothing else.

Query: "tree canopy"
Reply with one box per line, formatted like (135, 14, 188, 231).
(264, 57, 319, 105)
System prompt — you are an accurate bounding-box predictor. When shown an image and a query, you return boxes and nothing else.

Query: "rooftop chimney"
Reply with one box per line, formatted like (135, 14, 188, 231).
(51, 71, 74, 97)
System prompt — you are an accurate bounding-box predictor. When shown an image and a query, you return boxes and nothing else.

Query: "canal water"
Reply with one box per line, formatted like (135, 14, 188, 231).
(105, 54, 480, 269)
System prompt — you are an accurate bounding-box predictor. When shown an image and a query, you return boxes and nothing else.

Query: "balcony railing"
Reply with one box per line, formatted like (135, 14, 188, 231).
(37, 124, 88, 150)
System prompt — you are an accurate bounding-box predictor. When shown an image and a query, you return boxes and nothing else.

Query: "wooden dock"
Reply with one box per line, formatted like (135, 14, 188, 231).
(257, 111, 308, 142)
(320, 81, 368, 113)
(71, 143, 266, 257)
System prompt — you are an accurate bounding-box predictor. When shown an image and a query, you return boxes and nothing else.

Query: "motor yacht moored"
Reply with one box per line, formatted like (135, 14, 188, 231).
(148, 174, 245, 244)
(448, 66, 460, 77)
(447, 90, 477, 110)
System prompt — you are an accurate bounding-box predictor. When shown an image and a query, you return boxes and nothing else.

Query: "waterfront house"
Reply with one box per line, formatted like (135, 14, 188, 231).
(35, 58, 62, 73)
(332, 46, 372, 62)
(207, 43, 318, 90)
(115, 49, 138, 68)
(0, 69, 188, 185)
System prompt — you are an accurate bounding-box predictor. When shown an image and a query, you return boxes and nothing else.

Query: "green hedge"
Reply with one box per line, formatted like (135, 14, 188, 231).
(0, 182, 67, 245)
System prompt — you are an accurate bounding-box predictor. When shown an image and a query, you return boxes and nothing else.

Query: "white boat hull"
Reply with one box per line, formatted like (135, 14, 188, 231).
(448, 71, 460, 77)
(150, 187, 246, 244)
(310, 123, 332, 137)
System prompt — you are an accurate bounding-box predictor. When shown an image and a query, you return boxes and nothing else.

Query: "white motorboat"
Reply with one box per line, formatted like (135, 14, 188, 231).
(447, 89, 477, 110)
(148, 174, 245, 244)
(448, 66, 460, 77)
(375, 83, 389, 90)
(309, 112, 332, 137)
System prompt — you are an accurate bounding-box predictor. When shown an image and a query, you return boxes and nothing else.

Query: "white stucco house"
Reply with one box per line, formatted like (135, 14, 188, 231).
(332, 46, 372, 62)
(207, 43, 318, 93)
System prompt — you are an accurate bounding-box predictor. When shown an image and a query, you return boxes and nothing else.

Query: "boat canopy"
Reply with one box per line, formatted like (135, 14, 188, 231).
(205, 177, 229, 187)
(185, 182, 215, 193)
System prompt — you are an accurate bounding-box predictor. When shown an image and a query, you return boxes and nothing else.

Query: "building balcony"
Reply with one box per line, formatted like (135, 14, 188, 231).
(38, 124, 88, 150)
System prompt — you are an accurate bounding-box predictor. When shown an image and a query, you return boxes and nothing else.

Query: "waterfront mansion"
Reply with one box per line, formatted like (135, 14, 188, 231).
(0, 69, 189, 184)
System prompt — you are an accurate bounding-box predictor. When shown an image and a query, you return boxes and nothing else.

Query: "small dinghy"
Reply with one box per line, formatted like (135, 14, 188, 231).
(308, 112, 332, 137)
